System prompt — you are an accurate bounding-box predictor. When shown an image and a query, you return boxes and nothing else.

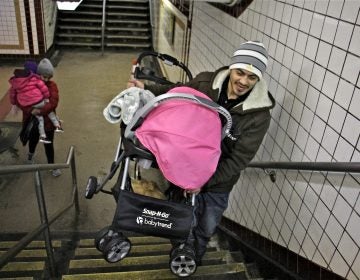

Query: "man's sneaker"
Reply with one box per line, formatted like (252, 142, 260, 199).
(55, 126, 64, 133)
(51, 169, 62, 177)
(39, 137, 51, 144)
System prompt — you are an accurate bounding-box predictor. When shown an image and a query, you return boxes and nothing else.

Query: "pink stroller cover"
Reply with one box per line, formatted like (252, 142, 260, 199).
(135, 86, 222, 190)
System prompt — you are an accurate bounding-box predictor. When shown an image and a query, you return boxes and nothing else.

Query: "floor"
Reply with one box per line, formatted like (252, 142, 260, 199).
(0, 51, 166, 234)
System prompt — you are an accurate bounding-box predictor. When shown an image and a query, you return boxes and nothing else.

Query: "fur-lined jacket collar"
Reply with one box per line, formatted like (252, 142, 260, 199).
(212, 68, 275, 114)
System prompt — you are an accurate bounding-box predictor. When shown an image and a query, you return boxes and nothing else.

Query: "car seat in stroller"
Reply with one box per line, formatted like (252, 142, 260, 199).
(84, 53, 232, 277)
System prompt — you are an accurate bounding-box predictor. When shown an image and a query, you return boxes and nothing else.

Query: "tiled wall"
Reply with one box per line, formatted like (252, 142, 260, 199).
(151, 0, 189, 83)
(188, 1, 360, 279)
(0, 0, 55, 59)
(0, 0, 30, 54)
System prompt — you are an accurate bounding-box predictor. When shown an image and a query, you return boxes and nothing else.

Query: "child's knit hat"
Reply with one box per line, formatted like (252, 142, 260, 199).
(24, 60, 37, 73)
(229, 41, 268, 79)
(37, 58, 54, 77)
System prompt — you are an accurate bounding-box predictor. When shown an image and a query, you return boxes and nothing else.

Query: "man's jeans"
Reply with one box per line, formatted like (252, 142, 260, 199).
(172, 191, 230, 262)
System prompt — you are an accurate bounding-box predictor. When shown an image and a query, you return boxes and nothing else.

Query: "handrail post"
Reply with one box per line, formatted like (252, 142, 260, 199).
(70, 152, 80, 214)
(34, 171, 57, 277)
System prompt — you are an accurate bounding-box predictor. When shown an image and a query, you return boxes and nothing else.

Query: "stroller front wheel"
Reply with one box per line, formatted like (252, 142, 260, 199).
(85, 176, 98, 199)
(103, 237, 131, 263)
(169, 246, 197, 277)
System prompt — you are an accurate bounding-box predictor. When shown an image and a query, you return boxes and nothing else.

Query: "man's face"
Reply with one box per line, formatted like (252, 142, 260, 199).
(228, 68, 259, 99)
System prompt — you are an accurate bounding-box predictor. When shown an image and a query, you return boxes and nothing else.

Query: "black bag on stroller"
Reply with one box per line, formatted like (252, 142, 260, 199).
(114, 190, 193, 239)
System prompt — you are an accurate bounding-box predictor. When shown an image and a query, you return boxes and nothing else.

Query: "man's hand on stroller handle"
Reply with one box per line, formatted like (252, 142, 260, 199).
(183, 188, 202, 197)
(127, 79, 144, 89)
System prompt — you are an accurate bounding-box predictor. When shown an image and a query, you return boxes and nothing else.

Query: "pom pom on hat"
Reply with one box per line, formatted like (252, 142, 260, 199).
(24, 60, 38, 73)
(229, 41, 268, 79)
(37, 58, 54, 77)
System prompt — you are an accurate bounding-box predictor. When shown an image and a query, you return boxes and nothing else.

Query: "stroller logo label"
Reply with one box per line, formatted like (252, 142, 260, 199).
(136, 216, 144, 225)
(138, 208, 173, 229)
(143, 218, 173, 229)
(142, 208, 170, 218)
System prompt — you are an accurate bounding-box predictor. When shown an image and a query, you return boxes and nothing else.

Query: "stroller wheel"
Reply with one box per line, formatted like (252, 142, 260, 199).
(94, 226, 112, 252)
(169, 246, 197, 277)
(85, 176, 98, 199)
(103, 237, 131, 263)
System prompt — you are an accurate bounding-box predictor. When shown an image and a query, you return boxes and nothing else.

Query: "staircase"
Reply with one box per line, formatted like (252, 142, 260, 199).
(0, 232, 260, 279)
(55, 0, 152, 51)
(0, 238, 64, 279)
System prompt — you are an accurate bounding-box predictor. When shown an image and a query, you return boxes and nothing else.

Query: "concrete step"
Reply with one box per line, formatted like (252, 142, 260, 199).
(105, 34, 150, 40)
(0, 277, 33, 280)
(106, 26, 150, 32)
(76, 4, 149, 12)
(56, 41, 102, 47)
(0, 240, 61, 249)
(62, 263, 245, 280)
(56, 41, 151, 49)
(0, 249, 47, 259)
(0, 261, 44, 278)
(106, 19, 150, 24)
(59, 18, 102, 23)
(61, 11, 148, 17)
(74, 4, 102, 9)
(60, 11, 103, 16)
(0, 261, 44, 272)
(57, 25, 102, 31)
(57, 25, 150, 32)
(107, 0, 148, 3)
(77, 0, 148, 9)
(74, 243, 172, 258)
(57, 33, 102, 39)
(79, 0, 148, 3)
(107, 5, 148, 10)
(79, 236, 168, 247)
(105, 42, 151, 48)
(107, 12, 148, 17)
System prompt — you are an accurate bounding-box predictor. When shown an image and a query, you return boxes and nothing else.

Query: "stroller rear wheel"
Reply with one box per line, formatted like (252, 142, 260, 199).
(85, 176, 98, 199)
(103, 236, 131, 263)
(169, 245, 197, 277)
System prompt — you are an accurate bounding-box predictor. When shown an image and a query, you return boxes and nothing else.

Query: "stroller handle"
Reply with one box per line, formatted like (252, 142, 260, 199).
(124, 92, 233, 141)
(135, 51, 193, 83)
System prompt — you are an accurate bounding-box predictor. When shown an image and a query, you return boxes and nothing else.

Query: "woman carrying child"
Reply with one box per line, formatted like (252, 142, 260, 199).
(9, 58, 63, 144)
(11, 58, 63, 177)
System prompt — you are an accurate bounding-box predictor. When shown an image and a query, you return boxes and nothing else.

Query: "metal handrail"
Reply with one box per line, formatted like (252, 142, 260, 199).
(101, 0, 107, 55)
(248, 161, 360, 173)
(0, 146, 80, 277)
(149, 0, 155, 48)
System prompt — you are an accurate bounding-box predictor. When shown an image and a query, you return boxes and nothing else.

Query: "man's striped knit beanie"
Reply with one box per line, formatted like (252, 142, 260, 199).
(229, 41, 268, 79)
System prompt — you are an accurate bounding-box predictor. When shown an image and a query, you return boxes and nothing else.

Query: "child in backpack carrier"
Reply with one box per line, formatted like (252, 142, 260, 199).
(9, 59, 63, 144)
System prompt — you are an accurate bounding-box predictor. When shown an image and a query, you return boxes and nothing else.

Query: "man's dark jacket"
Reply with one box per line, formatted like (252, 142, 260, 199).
(145, 66, 275, 192)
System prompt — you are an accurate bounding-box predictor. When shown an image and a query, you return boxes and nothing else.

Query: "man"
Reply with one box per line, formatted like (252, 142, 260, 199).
(128, 41, 275, 264)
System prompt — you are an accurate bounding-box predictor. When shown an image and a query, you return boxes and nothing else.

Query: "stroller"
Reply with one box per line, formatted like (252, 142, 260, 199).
(85, 52, 232, 277)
